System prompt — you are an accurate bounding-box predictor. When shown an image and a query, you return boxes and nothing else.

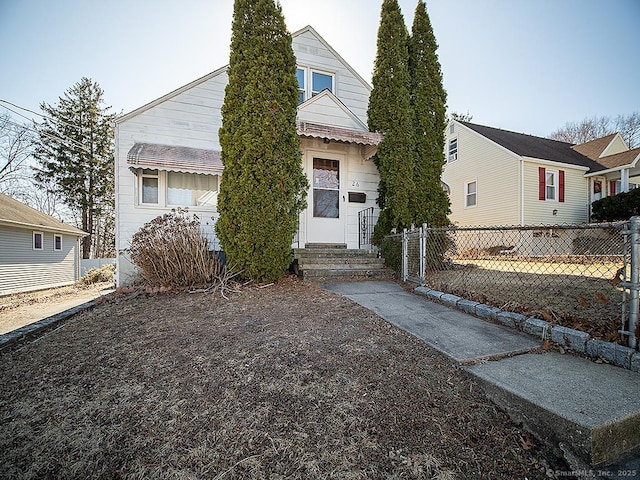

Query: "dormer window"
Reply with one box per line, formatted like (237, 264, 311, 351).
(297, 67, 334, 104)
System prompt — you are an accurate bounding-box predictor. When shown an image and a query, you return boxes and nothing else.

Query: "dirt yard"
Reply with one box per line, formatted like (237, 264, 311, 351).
(0, 276, 568, 479)
(0, 283, 113, 335)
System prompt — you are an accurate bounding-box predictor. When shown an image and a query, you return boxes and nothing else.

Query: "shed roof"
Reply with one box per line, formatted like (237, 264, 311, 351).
(0, 193, 87, 236)
(459, 121, 605, 171)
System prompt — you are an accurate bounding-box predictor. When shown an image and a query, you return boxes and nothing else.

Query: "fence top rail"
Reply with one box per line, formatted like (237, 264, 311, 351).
(422, 221, 629, 233)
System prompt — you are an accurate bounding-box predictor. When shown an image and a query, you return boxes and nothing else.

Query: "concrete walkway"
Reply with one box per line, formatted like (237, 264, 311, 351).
(323, 281, 640, 474)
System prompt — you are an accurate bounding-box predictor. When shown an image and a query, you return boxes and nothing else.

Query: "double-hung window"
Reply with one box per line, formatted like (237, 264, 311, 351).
(140, 169, 159, 205)
(54, 234, 62, 251)
(465, 180, 477, 207)
(296, 67, 334, 104)
(448, 138, 458, 162)
(538, 167, 564, 202)
(33, 231, 43, 250)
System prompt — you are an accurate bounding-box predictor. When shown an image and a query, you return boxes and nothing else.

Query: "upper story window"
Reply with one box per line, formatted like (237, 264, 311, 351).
(54, 234, 62, 251)
(297, 67, 334, 104)
(448, 138, 458, 162)
(138, 169, 219, 208)
(546, 171, 557, 201)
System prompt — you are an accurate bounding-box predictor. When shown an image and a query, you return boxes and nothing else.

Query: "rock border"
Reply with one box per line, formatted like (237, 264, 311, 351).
(415, 286, 640, 373)
(0, 300, 99, 352)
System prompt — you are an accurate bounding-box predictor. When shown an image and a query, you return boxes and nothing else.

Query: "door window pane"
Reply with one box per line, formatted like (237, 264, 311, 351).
(313, 158, 339, 218)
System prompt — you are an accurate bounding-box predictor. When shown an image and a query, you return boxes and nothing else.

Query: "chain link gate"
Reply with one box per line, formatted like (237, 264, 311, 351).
(391, 219, 639, 350)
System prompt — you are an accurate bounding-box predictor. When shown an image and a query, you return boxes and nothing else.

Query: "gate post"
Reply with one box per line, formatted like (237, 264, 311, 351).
(402, 228, 408, 282)
(629, 216, 640, 349)
(420, 224, 427, 286)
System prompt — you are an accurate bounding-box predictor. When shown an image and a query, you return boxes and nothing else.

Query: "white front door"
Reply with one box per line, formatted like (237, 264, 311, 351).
(307, 155, 345, 245)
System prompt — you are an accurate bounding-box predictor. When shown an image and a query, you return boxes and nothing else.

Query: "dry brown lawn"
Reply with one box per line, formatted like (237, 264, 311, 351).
(0, 276, 566, 479)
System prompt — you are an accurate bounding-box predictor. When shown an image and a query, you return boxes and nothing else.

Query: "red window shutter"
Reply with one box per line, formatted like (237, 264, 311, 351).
(559, 170, 565, 203)
(538, 167, 546, 200)
(610, 181, 616, 195)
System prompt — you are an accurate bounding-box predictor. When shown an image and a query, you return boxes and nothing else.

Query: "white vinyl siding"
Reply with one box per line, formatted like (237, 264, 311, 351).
(0, 226, 80, 296)
(523, 161, 589, 224)
(465, 181, 477, 207)
(442, 123, 520, 226)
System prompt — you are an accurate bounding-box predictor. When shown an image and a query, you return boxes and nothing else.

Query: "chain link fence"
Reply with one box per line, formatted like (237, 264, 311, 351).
(382, 220, 639, 349)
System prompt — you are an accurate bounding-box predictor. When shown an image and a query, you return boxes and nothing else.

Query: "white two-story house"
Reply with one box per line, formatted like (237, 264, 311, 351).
(114, 26, 382, 286)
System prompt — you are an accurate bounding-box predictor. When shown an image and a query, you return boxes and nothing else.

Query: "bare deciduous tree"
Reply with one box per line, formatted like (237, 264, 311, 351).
(0, 112, 33, 187)
(550, 113, 639, 148)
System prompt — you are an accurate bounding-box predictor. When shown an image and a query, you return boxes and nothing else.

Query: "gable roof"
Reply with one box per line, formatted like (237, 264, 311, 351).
(571, 133, 617, 161)
(118, 25, 371, 125)
(459, 121, 605, 171)
(297, 89, 368, 130)
(0, 193, 86, 236)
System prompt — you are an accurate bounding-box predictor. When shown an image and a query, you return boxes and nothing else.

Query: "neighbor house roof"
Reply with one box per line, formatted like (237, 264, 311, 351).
(127, 143, 224, 174)
(571, 133, 617, 161)
(459, 121, 605, 172)
(0, 193, 87, 236)
(594, 147, 640, 171)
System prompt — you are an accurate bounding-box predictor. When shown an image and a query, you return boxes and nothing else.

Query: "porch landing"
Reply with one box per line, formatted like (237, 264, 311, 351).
(292, 248, 393, 282)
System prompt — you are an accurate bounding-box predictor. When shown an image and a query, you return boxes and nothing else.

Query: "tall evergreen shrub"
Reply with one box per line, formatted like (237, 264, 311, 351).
(216, 0, 308, 282)
(409, 0, 450, 227)
(368, 0, 415, 242)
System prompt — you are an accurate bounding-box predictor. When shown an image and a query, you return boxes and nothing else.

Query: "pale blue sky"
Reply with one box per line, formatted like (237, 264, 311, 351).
(1, 0, 638, 138)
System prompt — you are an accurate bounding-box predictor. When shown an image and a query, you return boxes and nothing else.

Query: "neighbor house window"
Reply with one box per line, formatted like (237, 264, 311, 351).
(538, 167, 565, 202)
(465, 180, 477, 207)
(167, 172, 218, 207)
(54, 234, 62, 251)
(297, 67, 334, 104)
(140, 169, 159, 204)
(33, 232, 43, 250)
(448, 138, 458, 162)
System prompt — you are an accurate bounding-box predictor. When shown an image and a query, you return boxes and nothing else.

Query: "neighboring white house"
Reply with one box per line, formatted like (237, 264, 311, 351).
(115, 26, 382, 286)
(0, 193, 87, 296)
(443, 120, 640, 227)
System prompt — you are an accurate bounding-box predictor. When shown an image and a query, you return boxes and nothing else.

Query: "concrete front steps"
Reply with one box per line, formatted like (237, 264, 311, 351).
(293, 246, 393, 282)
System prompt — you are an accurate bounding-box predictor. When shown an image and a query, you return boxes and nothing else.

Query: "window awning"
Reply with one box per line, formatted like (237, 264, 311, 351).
(127, 143, 223, 175)
(297, 122, 382, 146)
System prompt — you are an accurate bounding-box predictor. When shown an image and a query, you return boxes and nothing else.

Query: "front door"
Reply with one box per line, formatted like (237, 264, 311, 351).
(307, 156, 345, 244)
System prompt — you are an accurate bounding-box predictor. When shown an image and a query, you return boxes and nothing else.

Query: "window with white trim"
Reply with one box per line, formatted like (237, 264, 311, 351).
(465, 180, 477, 207)
(545, 170, 557, 201)
(296, 67, 334, 104)
(140, 169, 159, 205)
(54, 234, 62, 251)
(137, 169, 219, 208)
(33, 231, 43, 250)
(448, 138, 458, 162)
(167, 172, 218, 207)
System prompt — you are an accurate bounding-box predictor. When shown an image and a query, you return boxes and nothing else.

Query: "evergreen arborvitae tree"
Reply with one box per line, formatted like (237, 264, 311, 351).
(409, 0, 449, 227)
(368, 0, 415, 241)
(33, 77, 115, 258)
(216, 0, 308, 282)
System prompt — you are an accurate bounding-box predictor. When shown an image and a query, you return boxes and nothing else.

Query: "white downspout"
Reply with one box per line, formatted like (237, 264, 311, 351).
(520, 158, 525, 226)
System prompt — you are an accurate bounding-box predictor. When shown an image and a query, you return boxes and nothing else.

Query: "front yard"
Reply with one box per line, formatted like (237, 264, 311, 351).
(0, 277, 565, 479)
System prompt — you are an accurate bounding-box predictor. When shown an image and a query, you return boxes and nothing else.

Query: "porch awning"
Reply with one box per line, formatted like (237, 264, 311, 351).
(297, 122, 383, 146)
(127, 143, 223, 175)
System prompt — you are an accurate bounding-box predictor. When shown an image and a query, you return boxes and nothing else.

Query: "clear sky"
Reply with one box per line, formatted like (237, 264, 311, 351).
(1, 0, 638, 138)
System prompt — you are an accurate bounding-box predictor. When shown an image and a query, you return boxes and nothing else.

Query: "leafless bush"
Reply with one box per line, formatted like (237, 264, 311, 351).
(80, 263, 115, 284)
(127, 209, 228, 289)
